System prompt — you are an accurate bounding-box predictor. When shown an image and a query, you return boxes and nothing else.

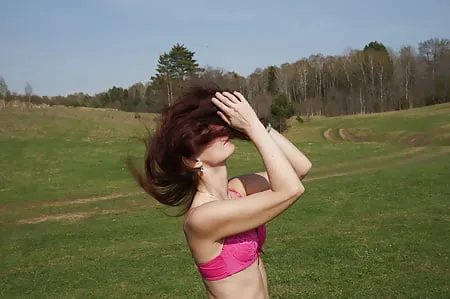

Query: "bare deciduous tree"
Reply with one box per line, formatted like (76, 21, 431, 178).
(25, 82, 32, 107)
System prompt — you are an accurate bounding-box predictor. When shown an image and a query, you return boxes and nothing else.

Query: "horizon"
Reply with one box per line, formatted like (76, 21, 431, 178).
(1, 0, 449, 97)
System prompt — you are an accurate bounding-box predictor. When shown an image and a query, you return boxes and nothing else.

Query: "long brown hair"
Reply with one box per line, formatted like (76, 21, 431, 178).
(128, 82, 250, 216)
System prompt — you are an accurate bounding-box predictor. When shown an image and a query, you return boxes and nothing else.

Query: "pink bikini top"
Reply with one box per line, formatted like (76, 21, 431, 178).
(194, 189, 267, 281)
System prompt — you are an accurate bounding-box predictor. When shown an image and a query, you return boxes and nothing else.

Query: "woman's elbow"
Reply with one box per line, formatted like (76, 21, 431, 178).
(305, 161, 312, 172)
(299, 161, 312, 179)
(291, 183, 306, 199)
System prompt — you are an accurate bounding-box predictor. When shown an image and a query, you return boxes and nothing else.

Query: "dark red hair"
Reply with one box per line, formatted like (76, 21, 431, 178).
(128, 82, 250, 216)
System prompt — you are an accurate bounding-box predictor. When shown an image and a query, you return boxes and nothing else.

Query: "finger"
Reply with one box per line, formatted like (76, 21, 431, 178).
(217, 111, 231, 125)
(233, 91, 247, 103)
(212, 97, 233, 114)
(222, 91, 240, 104)
(214, 92, 235, 108)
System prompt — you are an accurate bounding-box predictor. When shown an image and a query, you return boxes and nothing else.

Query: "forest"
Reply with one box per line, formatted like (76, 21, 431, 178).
(1, 37, 449, 128)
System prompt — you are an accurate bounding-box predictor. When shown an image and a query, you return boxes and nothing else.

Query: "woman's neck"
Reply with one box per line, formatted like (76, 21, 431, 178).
(196, 163, 231, 200)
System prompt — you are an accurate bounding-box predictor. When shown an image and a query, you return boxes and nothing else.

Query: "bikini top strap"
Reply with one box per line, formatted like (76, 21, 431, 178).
(228, 188, 243, 198)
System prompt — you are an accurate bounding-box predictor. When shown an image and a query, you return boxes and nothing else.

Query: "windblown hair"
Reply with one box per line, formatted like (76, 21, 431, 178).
(128, 82, 250, 216)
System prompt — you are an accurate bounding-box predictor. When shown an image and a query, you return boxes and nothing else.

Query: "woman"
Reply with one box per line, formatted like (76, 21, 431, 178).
(129, 84, 312, 298)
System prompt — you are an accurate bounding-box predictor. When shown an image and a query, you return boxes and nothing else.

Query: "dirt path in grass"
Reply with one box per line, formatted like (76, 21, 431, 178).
(404, 134, 434, 147)
(328, 127, 436, 147)
(304, 146, 450, 182)
(44, 192, 144, 207)
(0, 191, 143, 214)
(16, 209, 127, 224)
(324, 127, 361, 142)
(311, 147, 424, 173)
(11, 147, 449, 225)
(323, 128, 342, 142)
(339, 128, 362, 142)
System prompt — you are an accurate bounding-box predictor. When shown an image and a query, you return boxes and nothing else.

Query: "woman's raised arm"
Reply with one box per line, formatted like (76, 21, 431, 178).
(185, 92, 305, 241)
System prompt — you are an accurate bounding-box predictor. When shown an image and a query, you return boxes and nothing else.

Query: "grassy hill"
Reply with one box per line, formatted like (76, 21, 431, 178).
(1, 103, 449, 298)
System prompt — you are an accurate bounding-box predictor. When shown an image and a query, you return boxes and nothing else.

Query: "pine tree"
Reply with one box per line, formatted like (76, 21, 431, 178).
(270, 93, 294, 132)
(152, 43, 201, 106)
(363, 41, 393, 112)
(266, 66, 278, 96)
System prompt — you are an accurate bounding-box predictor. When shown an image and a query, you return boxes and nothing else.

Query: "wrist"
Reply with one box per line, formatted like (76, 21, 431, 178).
(246, 121, 266, 139)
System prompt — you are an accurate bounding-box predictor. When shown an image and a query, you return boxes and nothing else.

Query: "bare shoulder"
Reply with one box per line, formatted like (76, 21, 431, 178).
(228, 172, 270, 197)
(185, 174, 303, 241)
(183, 197, 226, 239)
(227, 176, 247, 196)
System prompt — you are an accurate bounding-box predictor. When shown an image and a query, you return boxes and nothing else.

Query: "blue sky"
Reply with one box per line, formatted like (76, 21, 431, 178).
(1, 0, 449, 96)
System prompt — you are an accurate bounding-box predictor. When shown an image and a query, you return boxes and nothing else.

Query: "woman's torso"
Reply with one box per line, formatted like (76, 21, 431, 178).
(202, 259, 268, 299)
(184, 189, 269, 299)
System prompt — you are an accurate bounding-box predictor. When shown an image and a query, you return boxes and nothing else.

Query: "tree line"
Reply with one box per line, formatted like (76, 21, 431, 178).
(1, 38, 449, 128)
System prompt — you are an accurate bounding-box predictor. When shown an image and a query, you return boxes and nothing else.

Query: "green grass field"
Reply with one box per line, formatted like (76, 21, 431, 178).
(1, 103, 449, 298)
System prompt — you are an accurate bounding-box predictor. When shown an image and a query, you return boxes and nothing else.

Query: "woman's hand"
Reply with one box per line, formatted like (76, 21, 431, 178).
(212, 91, 262, 135)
